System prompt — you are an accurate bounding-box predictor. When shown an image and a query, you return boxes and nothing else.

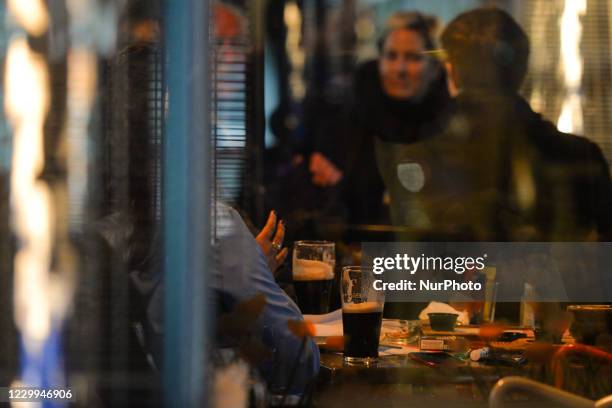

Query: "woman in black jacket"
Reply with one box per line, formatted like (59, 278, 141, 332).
(312, 11, 451, 230)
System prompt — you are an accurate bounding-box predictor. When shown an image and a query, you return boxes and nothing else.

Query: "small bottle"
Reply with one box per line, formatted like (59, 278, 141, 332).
(520, 283, 535, 327)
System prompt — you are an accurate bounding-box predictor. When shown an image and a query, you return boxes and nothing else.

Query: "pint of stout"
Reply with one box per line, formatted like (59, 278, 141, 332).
(341, 266, 385, 364)
(292, 241, 335, 314)
(342, 302, 383, 360)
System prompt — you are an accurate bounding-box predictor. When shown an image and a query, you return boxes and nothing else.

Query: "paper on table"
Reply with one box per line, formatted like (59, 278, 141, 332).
(303, 308, 342, 324)
(379, 344, 420, 356)
(305, 312, 419, 355)
(304, 309, 343, 337)
(304, 311, 418, 348)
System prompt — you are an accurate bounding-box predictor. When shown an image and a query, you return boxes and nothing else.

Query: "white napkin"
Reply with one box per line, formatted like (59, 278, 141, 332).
(418, 301, 469, 325)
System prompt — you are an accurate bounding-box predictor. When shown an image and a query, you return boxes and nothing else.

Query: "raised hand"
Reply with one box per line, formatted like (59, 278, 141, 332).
(255, 210, 288, 274)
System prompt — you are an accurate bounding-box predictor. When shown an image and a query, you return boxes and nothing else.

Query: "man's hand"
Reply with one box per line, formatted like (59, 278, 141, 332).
(256, 210, 288, 274)
(309, 152, 343, 187)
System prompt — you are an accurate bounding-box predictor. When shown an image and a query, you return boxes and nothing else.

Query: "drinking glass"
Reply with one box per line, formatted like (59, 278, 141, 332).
(341, 266, 385, 364)
(292, 241, 335, 314)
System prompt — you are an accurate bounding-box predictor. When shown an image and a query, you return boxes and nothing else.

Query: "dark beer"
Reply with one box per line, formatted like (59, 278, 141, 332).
(342, 302, 383, 361)
(293, 258, 334, 314)
(294, 279, 333, 314)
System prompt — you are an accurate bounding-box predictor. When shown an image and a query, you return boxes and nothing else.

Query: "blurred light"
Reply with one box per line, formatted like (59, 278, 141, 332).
(67, 0, 118, 55)
(513, 157, 536, 211)
(355, 14, 377, 60)
(66, 50, 97, 228)
(284, 1, 305, 100)
(7, 0, 49, 36)
(529, 88, 544, 113)
(4, 36, 52, 353)
(5, 0, 102, 396)
(557, 0, 586, 134)
(355, 17, 375, 40)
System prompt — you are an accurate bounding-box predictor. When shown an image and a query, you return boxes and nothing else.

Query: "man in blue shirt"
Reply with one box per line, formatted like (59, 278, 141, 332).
(133, 201, 319, 396)
(213, 202, 320, 394)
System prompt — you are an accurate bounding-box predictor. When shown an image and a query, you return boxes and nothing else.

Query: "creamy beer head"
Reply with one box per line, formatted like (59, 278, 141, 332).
(293, 258, 334, 281)
(342, 301, 383, 313)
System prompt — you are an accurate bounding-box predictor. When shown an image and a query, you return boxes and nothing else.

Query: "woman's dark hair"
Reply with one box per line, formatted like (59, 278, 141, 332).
(377, 11, 439, 52)
(441, 8, 529, 91)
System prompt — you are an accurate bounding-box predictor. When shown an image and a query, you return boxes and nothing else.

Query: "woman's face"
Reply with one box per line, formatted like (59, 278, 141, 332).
(379, 28, 432, 99)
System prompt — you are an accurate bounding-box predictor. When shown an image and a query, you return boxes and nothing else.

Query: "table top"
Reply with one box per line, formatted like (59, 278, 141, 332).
(318, 350, 522, 386)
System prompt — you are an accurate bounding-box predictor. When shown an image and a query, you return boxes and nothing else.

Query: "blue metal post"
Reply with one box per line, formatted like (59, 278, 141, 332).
(164, 0, 211, 406)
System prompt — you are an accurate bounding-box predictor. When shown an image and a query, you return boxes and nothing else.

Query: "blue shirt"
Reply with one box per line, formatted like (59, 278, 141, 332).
(214, 203, 320, 393)
(132, 202, 319, 393)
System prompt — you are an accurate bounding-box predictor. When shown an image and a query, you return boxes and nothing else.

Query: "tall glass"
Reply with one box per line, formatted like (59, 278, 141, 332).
(341, 266, 385, 365)
(292, 240, 335, 314)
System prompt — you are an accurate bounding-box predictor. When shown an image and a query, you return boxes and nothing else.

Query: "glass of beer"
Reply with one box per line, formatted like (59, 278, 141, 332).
(341, 266, 385, 365)
(292, 240, 335, 314)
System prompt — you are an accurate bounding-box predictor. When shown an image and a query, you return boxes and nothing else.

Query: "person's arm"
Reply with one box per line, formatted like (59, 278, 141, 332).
(219, 205, 319, 393)
(309, 152, 344, 187)
(249, 244, 320, 394)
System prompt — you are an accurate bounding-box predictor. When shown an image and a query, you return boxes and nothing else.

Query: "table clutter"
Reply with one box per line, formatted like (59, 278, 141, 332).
(305, 303, 536, 361)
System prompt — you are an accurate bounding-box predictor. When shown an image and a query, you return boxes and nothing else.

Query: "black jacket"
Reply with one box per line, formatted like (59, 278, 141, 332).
(320, 60, 450, 226)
